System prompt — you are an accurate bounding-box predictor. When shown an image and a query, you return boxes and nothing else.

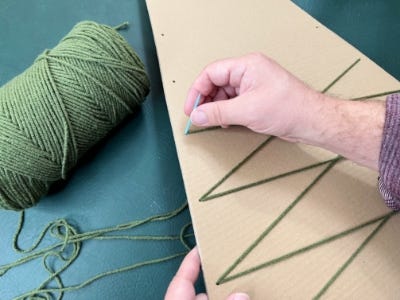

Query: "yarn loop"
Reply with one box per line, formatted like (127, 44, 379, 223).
(0, 21, 150, 210)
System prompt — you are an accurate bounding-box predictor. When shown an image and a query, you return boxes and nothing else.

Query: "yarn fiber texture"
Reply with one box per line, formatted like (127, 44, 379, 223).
(0, 21, 150, 210)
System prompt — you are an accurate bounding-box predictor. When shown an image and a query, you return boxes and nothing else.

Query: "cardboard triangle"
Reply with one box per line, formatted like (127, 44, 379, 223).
(147, 0, 400, 298)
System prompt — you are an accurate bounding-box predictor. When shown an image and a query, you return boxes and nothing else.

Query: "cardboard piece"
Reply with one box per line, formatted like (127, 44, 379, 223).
(146, 1, 400, 298)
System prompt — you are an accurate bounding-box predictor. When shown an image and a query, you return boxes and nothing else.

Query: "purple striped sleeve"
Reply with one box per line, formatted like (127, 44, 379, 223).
(379, 93, 400, 211)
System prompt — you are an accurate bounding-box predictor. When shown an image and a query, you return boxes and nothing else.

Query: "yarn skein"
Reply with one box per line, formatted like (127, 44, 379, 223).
(0, 21, 150, 210)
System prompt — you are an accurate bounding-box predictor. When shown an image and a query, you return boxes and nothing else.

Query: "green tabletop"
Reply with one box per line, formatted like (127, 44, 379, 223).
(0, 1, 195, 299)
(0, 1, 399, 299)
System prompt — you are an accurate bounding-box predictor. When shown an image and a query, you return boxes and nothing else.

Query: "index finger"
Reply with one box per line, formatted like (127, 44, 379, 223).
(184, 56, 247, 115)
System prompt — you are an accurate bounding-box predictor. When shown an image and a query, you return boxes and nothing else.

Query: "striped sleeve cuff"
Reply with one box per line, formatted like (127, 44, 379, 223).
(378, 93, 400, 211)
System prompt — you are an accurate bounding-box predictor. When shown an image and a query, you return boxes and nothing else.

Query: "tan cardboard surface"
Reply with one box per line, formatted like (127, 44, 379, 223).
(146, 1, 400, 298)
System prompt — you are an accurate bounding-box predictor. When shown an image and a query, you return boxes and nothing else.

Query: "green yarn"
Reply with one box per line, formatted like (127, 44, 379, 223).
(0, 21, 150, 210)
(313, 212, 394, 299)
(351, 89, 400, 101)
(216, 157, 342, 285)
(187, 126, 220, 135)
(321, 58, 361, 93)
(200, 136, 274, 201)
(218, 211, 395, 286)
(1, 201, 191, 299)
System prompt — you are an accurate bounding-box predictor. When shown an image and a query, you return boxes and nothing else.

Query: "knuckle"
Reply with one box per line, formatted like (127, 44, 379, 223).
(212, 102, 226, 126)
(248, 52, 268, 62)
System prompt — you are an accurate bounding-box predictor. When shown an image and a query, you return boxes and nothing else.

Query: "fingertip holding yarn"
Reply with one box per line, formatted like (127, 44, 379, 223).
(0, 21, 150, 210)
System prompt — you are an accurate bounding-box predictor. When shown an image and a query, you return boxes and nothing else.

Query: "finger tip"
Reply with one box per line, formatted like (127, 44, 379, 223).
(227, 293, 250, 300)
(190, 109, 209, 126)
(184, 103, 193, 116)
(188, 245, 200, 261)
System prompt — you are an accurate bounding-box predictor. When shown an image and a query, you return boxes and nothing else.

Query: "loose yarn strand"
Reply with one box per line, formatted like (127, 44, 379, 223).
(113, 22, 129, 31)
(1, 202, 191, 299)
(13, 252, 187, 300)
(1, 202, 189, 276)
(180, 222, 194, 251)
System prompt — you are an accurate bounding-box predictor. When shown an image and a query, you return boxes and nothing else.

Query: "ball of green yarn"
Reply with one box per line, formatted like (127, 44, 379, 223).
(0, 21, 150, 210)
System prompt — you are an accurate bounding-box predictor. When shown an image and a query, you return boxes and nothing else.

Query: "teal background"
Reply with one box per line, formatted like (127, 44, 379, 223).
(0, 1, 398, 299)
(0, 1, 195, 299)
(294, 0, 400, 79)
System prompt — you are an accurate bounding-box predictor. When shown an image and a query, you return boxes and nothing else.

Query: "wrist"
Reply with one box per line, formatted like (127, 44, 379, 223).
(284, 90, 331, 145)
(298, 93, 339, 147)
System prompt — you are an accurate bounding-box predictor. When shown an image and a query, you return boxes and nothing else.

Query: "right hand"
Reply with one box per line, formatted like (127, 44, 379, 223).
(185, 52, 386, 170)
(184, 53, 324, 143)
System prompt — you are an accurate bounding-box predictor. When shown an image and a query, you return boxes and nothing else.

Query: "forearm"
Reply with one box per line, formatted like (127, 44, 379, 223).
(294, 94, 385, 171)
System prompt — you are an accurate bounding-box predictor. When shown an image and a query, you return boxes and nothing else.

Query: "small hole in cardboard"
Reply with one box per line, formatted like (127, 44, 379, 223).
(172, 80, 176, 83)
(161, 33, 165, 36)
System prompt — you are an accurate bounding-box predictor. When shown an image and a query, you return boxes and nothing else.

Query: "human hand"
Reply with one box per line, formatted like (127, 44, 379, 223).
(184, 53, 323, 142)
(165, 247, 250, 300)
(184, 53, 386, 170)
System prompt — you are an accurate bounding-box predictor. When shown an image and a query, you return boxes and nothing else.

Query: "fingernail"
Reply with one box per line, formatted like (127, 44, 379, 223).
(191, 110, 208, 125)
(233, 293, 250, 300)
(192, 246, 199, 256)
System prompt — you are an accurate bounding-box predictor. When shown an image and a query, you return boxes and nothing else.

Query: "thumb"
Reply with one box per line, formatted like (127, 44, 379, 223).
(190, 97, 248, 127)
(226, 293, 250, 300)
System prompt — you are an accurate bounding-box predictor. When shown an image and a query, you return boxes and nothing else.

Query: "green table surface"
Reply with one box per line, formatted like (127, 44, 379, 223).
(0, 1, 399, 299)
